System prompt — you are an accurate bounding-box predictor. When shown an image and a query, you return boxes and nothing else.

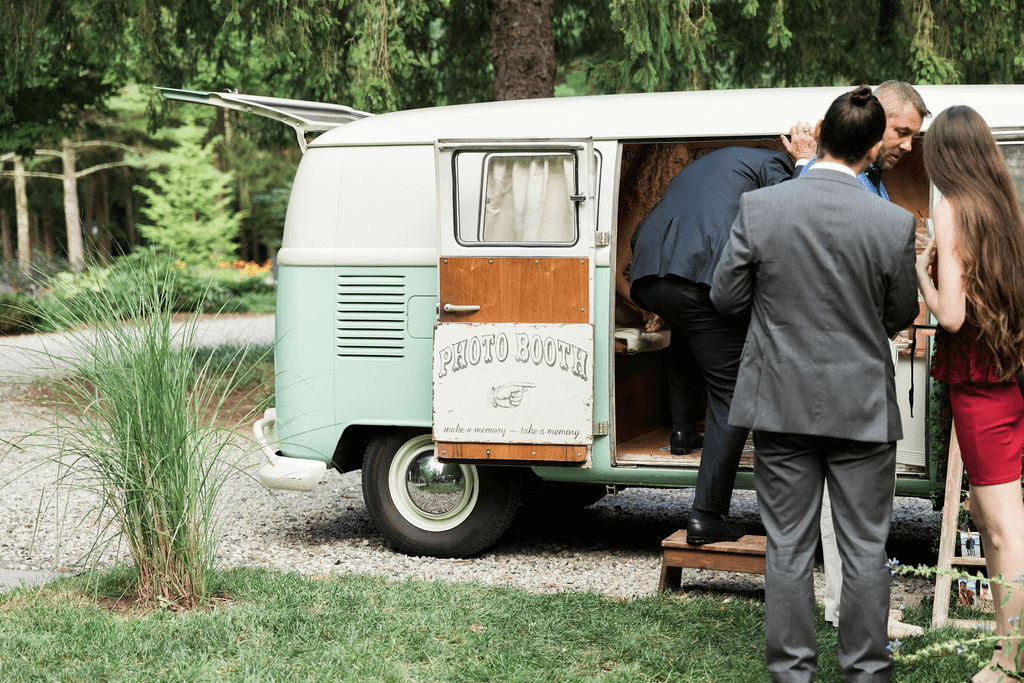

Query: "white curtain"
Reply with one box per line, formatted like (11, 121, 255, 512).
(482, 155, 575, 242)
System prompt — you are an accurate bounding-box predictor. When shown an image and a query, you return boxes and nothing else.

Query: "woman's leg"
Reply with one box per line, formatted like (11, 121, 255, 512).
(950, 383, 1024, 679)
(969, 478, 1024, 676)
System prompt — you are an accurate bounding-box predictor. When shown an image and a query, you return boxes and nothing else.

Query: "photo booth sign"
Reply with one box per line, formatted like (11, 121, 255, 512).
(432, 322, 593, 445)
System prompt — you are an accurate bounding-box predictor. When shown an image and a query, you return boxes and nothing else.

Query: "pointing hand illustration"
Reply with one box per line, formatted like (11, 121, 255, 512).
(489, 382, 536, 408)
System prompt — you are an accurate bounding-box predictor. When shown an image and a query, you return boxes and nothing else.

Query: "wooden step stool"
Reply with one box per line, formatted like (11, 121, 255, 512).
(659, 530, 767, 591)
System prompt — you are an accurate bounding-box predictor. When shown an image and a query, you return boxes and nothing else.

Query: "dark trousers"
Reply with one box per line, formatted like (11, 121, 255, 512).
(754, 431, 895, 683)
(632, 276, 749, 516)
(666, 331, 706, 433)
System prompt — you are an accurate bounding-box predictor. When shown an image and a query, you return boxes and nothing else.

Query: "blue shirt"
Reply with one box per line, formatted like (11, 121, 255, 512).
(798, 156, 887, 200)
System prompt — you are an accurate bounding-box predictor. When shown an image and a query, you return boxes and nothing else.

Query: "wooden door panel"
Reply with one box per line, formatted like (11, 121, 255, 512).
(434, 256, 592, 463)
(439, 257, 588, 324)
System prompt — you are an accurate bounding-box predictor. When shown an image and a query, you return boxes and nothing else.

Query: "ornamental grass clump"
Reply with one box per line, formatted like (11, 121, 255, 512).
(36, 255, 255, 608)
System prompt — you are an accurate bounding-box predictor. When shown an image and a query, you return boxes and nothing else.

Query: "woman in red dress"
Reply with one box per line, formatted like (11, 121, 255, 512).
(917, 105, 1024, 683)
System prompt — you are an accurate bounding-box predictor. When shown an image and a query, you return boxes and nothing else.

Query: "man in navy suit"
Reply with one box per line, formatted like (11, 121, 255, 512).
(628, 145, 802, 544)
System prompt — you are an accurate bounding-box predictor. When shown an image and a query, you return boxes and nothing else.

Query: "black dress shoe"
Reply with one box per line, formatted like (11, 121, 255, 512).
(670, 430, 704, 455)
(686, 512, 744, 544)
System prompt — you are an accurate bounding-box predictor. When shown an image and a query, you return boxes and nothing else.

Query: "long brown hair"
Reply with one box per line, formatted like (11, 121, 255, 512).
(924, 105, 1024, 380)
(626, 143, 690, 218)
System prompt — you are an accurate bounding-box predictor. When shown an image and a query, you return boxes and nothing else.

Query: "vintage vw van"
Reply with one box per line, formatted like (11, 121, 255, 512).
(163, 84, 1024, 557)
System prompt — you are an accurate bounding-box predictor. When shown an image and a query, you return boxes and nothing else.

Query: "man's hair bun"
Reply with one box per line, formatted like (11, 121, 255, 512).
(819, 85, 886, 162)
(850, 85, 874, 106)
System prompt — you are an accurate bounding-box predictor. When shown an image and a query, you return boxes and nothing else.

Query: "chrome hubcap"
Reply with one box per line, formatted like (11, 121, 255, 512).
(388, 435, 479, 531)
(405, 454, 468, 516)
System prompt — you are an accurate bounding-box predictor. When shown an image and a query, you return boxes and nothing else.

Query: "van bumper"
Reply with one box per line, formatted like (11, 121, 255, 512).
(252, 408, 327, 491)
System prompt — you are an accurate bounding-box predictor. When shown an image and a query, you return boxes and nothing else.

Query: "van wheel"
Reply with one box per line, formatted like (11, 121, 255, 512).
(362, 433, 521, 558)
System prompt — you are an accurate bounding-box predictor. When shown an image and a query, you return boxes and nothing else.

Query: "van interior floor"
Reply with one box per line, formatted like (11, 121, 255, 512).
(616, 429, 926, 478)
(615, 428, 755, 468)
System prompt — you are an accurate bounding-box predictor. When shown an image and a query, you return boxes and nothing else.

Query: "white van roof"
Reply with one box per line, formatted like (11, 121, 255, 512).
(311, 85, 1024, 147)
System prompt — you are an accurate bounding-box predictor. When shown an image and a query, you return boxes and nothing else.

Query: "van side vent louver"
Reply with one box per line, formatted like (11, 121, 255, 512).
(336, 274, 406, 358)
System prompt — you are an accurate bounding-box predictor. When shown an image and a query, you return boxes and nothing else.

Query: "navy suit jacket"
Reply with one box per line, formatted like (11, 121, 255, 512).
(629, 146, 795, 309)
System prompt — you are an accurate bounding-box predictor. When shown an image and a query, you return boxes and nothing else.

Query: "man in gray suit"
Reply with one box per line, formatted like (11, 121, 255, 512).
(711, 86, 918, 682)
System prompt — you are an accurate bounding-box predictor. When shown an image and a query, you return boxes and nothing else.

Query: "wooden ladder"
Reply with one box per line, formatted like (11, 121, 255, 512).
(659, 531, 766, 591)
(931, 437, 996, 630)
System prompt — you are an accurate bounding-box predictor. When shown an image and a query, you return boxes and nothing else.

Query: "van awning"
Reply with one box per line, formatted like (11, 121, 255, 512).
(157, 88, 373, 152)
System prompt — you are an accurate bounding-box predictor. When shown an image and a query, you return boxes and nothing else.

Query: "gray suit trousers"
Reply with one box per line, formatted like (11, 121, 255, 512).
(753, 431, 896, 683)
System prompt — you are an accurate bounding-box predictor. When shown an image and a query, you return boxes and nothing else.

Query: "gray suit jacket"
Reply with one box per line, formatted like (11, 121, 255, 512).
(711, 167, 918, 442)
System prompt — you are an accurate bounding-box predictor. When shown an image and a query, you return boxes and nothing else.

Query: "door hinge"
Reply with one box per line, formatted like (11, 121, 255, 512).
(593, 421, 609, 436)
(570, 193, 587, 203)
(595, 231, 611, 246)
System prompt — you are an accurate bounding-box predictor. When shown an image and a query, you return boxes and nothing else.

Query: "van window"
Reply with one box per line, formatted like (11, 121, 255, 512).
(455, 151, 579, 245)
(1000, 142, 1024, 215)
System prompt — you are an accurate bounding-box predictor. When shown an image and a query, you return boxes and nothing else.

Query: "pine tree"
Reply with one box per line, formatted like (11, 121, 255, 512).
(134, 123, 243, 263)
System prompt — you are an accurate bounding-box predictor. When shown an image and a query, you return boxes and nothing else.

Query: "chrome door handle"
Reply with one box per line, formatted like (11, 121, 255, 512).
(443, 304, 481, 313)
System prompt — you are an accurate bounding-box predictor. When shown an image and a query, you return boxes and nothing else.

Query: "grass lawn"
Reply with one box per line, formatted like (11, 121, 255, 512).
(0, 567, 990, 682)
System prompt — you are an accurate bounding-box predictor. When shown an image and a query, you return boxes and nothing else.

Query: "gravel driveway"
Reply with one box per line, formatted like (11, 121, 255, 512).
(0, 313, 941, 606)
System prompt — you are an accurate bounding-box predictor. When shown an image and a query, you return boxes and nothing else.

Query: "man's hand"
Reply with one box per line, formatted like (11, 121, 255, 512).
(782, 120, 819, 162)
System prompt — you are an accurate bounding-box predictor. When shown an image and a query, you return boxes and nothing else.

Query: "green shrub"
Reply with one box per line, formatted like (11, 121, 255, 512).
(191, 344, 274, 399)
(3, 251, 275, 336)
(169, 266, 233, 312)
(36, 249, 257, 329)
(0, 291, 42, 334)
(222, 288, 276, 314)
(221, 274, 272, 296)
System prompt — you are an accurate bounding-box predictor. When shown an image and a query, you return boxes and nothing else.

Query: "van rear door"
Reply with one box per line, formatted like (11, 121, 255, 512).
(433, 140, 596, 465)
(155, 88, 372, 151)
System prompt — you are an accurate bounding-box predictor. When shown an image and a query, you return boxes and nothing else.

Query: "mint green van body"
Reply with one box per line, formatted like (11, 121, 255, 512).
(164, 85, 1024, 557)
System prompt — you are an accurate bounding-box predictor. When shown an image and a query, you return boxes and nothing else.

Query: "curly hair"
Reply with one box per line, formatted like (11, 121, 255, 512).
(924, 105, 1024, 380)
(625, 143, 690, 218)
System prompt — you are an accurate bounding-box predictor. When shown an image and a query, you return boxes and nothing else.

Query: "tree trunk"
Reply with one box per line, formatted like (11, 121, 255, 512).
(63, 138, 85, 273)
(122, 166, 137, 246)
(13, 155, 30, 278)
(0, 208, 11, 262)
(98, 172, 112, 262)
(30, 212, 40, 263)
(41, 207, 55, 267)
(222, 109, 232, 167)
(83, 174, 96, 260)
(488, 0, 556, 101)
(239, 176, 252, 261)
